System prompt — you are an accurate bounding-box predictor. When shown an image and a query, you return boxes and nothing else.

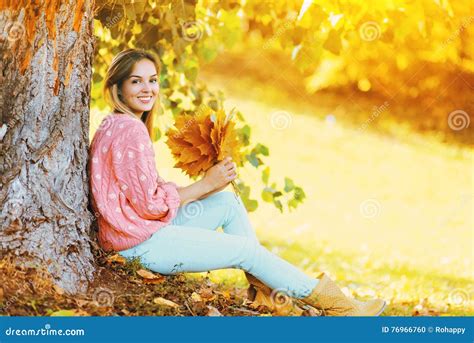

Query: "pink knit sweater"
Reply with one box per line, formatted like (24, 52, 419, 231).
(89, 113, 181, 252)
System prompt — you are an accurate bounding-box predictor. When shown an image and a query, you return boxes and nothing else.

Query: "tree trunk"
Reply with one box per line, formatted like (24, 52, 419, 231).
(0, 0, 96, 294)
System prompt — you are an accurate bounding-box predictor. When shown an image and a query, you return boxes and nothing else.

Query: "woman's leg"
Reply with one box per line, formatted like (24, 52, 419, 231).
(119, 223, 318, 299)
(171, 191, 257, 241)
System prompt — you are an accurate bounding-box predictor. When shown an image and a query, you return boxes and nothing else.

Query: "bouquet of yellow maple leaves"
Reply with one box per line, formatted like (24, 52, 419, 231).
(165, 105, 242, 195)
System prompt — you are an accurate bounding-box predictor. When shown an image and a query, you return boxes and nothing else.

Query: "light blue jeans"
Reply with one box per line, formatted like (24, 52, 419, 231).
(118, 191, 318, 298)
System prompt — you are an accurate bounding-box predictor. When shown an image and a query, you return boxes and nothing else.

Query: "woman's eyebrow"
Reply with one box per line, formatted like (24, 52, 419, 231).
(129, 74, 158, 79)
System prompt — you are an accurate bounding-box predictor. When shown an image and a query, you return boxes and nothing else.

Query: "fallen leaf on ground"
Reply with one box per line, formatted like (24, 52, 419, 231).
(215, 290, 232, 300)
(198, 287, 216, 301)
(75, 299, 93, 307)
(106, 254, 127, 265)
(190, 300, 207, 315)
(143, 278, 165, 284)
(137, 269, 163, 280)
(50, 309, 90, 316)
(191, 292, 203, 302)
(153, 297, 180, 308)
(206, 305, 223, 316)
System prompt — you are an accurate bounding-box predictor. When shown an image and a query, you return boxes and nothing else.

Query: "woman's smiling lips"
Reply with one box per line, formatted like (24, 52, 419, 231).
(137, 95, 153, 104)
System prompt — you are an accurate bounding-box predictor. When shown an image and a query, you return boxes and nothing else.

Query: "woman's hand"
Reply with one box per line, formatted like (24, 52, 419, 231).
(175, 156, 237, 206)
(202, 156, 237, 192)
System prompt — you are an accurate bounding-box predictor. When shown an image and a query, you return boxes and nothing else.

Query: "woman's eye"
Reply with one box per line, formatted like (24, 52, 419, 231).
(150, 79, 158, 83)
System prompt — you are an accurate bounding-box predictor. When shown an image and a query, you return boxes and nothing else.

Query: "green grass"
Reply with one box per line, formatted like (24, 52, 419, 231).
(90, 71, 473, 316)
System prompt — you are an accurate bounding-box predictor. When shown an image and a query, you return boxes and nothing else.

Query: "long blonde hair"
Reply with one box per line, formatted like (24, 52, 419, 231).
(103, 49, 161, 139)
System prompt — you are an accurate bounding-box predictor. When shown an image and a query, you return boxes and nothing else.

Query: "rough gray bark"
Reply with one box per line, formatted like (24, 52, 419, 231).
(0, 0, 96, 293)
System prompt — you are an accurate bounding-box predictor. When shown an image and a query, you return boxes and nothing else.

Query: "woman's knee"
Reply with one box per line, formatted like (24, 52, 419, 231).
(210, 191, 238, 206)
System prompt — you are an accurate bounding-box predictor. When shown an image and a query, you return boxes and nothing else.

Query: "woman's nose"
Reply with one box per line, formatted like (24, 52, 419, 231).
(142, 82, 151, 92)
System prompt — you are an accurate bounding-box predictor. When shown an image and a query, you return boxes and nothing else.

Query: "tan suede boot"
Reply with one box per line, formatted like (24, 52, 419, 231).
(301, 272, 386, 316)
(245, 272, 305, 316)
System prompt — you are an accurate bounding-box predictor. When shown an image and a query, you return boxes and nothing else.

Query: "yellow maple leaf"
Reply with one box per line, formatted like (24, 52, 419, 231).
(166, 105, 242, 179)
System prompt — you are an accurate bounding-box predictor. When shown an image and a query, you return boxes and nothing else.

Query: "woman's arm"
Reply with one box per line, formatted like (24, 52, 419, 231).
(176, 179, 214, 206)
(176, 156, 237, 206)
(196, 182, 230, 200)
(111, 123, 180, 220)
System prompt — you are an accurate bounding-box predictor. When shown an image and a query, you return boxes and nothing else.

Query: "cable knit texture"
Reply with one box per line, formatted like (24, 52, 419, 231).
(89, 113, 181, 252)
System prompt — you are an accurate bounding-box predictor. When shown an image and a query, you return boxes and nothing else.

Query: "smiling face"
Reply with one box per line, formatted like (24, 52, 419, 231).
(120, 58, 159, 117)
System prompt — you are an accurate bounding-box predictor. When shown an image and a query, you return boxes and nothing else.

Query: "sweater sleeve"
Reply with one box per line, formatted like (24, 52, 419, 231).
(111, 120, 181, 221)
